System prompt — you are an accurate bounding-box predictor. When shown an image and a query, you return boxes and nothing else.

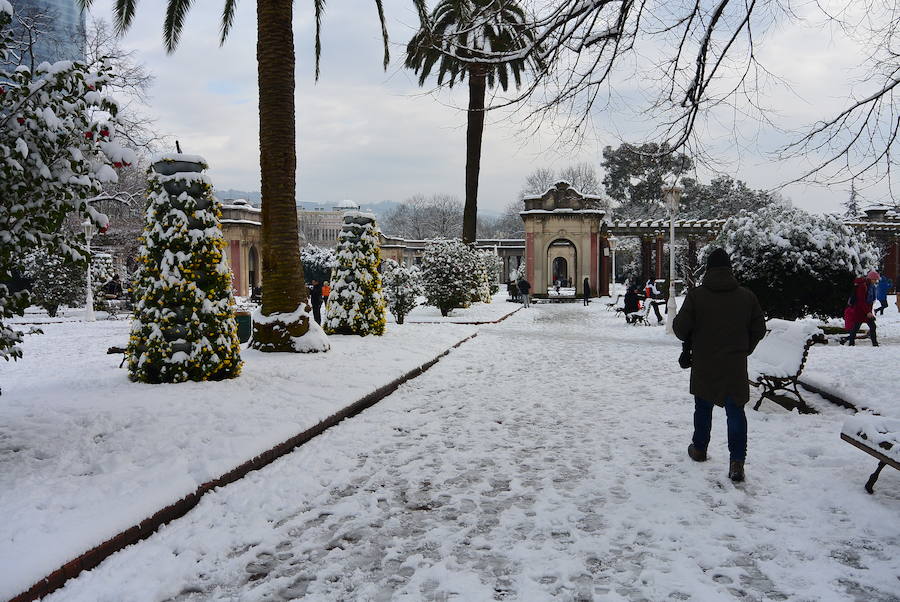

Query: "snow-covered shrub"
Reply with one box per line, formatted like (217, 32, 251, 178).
(0, 3, 135, 360)
(382, 259, 423, 324)
(421, 239, 480, 316)
(703, 205, 879, 320)
(127, 155, 242, 383)
(324, 212, 386, 335)
(91, 252, 117, 310)
(301, 244, 335, 284)
(21, 249, 84, 317)
(477, 251, 503, 299)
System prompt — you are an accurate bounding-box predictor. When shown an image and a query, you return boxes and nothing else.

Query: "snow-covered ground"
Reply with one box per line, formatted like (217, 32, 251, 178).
(395, 293, 520, 323)
(803, 306, 900, 416)
(0, 301, 506, 601)
(21, 302, 900, 601)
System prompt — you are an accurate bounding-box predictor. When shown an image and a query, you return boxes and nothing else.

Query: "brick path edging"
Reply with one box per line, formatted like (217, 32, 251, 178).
(406, 306, 521, 325)
(10, 333, 480, 602)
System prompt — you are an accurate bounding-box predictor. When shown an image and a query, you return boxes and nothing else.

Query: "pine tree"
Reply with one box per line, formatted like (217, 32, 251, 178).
(301, 244, 336, 283)
(91, 252, 117, 311)
(324, 212, 386, 335)
(127, 155, 242, 383)
(382, 259, 423, 324)
(422, 239, 478, 317)
(843, 180, 862, 217)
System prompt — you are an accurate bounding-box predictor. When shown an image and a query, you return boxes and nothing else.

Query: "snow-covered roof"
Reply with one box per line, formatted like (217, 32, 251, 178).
(334, 200, 360, 209)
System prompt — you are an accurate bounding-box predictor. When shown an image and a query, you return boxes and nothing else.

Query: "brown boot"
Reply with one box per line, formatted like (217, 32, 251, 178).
(728, 461, 745, 482)
(688, 444, 707, 462)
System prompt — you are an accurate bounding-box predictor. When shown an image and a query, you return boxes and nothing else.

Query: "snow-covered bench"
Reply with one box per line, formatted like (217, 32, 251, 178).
(748, 319, 824, 414)
(841, 416, 900, 493)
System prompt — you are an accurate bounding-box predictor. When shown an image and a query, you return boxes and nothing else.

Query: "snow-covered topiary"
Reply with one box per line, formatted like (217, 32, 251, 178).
(382, 259, 423, 324)
(421, 239, 481, 316)
(301, 244, 336, 283)
(0, 5, 135, 361)
(324, 212, 386, 335)
(91, 252, 117, 310)
(703, 205, 879, 320)
(127, 155, 242, 383)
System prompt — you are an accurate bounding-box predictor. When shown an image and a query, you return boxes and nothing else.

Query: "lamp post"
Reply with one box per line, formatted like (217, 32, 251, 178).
(82, 220, 95, 322)
(662, 182, 683, 334)
(608, 236, 618, 295)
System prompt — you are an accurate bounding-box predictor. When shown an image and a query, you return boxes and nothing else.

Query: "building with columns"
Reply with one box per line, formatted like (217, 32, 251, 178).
(220, 200, 261, 297)
(298, 200, 360, 248)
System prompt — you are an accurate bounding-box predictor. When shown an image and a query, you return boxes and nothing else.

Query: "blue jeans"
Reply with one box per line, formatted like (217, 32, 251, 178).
(692, 396, 747, 462)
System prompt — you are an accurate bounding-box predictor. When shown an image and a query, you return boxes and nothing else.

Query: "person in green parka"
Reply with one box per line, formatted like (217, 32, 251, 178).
(673, 248, 766, 483)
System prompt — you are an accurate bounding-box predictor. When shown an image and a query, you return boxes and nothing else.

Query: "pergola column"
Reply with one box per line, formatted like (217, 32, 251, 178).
(655, 233, 665, 280)
(641, 236, 653, 283)
(599, 235, 609, 297)
(687, 236, 698, 280)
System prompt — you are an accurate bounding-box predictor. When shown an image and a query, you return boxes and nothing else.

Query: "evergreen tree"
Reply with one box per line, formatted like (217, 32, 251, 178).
(22, 249, 84, 317)
(91, 252, 117, 310)
(422, 239, 479, 317)
(0, 3, 135, 361)
(324, 212, 386, 336)
(704, 205, 879, 320)
(843, 180, 862, 217)
(382, 259, 423, 324)
(127, 155, 242, 383)
(300, 245, 336, 284)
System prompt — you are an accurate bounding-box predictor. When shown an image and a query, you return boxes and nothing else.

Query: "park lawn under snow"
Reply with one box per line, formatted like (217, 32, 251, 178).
(0, 297, 518, 601)
(42, 303, 900, 601)
(802, 306, 900, 416)
(393, 294, 520, 323)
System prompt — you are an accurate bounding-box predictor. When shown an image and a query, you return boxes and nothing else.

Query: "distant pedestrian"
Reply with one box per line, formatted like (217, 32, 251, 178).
(583, 277, 591, 306)
(673, 248, 766, 483)
(875, 274, 892, 315)
(102, 274, 123, 298)
(846, 270, 880, 346)
(310, 279, 323, 324)
(322, 281, 331, 305)
(623, 284, 640, 323)
(507, 281, 518, 302)
(554, 279, 561, 295)
(644, 279, 665, 324)
(517, 278, 531, 308)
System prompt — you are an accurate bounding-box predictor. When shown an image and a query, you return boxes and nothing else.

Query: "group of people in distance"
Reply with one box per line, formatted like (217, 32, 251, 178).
(844, 271, 894, 346)
(620, 278, 666, 324)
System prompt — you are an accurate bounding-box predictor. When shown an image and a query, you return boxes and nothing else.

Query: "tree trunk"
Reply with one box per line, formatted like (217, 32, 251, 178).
(251, 0, 313, 351)
(463, 66, 486, 245)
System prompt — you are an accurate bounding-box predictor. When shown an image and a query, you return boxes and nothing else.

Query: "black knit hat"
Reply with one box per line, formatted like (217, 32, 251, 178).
(707, 248, 731, 269)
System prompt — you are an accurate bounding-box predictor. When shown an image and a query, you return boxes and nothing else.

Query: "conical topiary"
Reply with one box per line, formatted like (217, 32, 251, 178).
(324, 212, 386, 335)
(127, 154, 242, 383)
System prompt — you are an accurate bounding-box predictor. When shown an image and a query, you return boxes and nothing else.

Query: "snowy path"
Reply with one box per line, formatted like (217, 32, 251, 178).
(50, 305, 900, 601)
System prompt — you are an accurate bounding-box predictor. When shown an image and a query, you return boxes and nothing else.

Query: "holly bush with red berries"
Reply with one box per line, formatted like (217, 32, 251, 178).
(0, 3, 135, 362)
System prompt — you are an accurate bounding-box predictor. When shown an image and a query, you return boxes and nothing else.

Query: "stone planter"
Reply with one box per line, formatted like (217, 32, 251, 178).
(151, 159, 205, 176)
(162, 179, 205, 198)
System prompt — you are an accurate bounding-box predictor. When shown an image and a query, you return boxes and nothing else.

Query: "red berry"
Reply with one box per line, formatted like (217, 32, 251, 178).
(99, 128, 109, 137)
(123, 161, 132, 167)
(113, 161, 123, 168)
(0, 87, 5, 95)
(16, 117, 25, 125)
(85, 131, 94, 139)
(87, 84, 95, 90)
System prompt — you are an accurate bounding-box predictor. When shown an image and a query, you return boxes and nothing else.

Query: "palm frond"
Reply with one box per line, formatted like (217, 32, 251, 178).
(111, 0, 139, 35)
(163, 0, 195, 54)
(313, 0, 327, 80)
(219, 0, 238, 46)
(373, 0, 390, 70)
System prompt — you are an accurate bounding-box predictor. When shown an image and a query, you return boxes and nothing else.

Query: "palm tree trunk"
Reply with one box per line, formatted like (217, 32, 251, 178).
(251, 0, 312, 351)
(463, 66, 486, 244)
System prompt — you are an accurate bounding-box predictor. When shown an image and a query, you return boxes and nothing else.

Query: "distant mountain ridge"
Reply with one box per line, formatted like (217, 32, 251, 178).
(215, 190, 502, 220)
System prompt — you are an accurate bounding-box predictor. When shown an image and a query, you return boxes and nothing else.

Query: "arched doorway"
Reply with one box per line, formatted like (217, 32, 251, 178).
(547, 238, 577, 291)
(552, 257, 568, 284)
(248, 246, 259, 293)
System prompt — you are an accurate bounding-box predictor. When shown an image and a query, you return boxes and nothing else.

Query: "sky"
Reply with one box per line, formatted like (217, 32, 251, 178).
(83, 0, 893, 216)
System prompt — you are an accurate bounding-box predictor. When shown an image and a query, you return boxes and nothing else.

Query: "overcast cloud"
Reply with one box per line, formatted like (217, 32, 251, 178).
(86, 0, 892, 215)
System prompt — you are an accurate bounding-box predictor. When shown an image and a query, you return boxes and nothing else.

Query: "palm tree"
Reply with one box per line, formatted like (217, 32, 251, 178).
(406, 0, 541, 244)
(81, 0, 406, 352)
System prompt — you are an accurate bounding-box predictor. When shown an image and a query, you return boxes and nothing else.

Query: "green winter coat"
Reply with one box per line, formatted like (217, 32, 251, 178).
(673, 267, 766, 406)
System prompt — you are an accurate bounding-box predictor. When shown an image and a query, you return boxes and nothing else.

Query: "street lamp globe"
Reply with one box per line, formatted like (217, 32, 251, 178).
(82, 220, 96, 322)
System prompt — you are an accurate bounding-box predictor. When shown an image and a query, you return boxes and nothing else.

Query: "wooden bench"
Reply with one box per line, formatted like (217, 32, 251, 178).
(841, 416, 900, 493)
(606, 294, 623, 311)
(748, 319, 825, 414)
(107, 345, 128, 368)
